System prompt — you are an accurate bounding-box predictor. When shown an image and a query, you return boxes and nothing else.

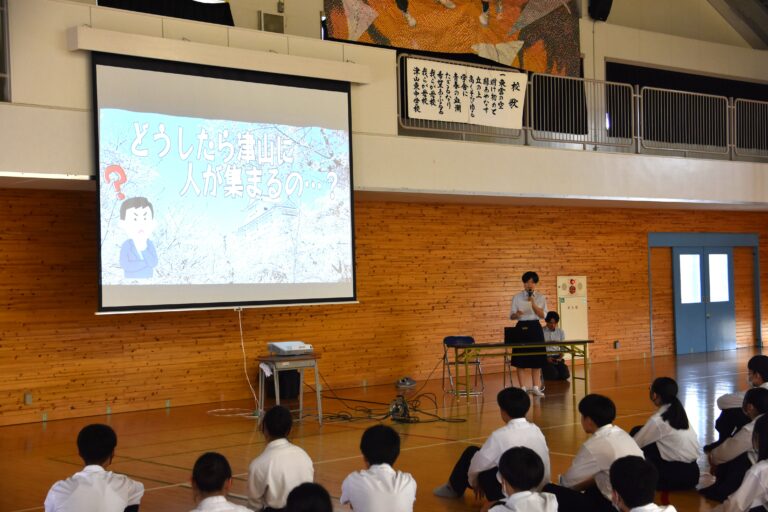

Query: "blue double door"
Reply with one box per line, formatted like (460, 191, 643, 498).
(672, 247, 736, 354)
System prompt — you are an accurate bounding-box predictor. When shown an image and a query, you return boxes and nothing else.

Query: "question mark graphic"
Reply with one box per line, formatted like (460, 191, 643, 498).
(327, 172, 338, 200)
(104, 165, 127, 200)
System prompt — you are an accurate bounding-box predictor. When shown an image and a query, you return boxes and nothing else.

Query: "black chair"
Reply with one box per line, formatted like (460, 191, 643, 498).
(442, 336, 484, 394)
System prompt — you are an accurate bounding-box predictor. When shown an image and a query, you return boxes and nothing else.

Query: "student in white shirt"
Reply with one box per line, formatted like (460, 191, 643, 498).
(248, 405, 314, 511)
(488, 447, 557, 512)
(44, 423, 144, 512)
(509, 271, 548, 396)
(340, 424, 416, 512)
(285, 483, 333, 512)
(541, 312, 569, 382)
(630, 377, 700, 490)
(609, 456, 677, 512)
(433, 387, 550, 503)
(716, 415, 768, 512)
(190, 452, 251, 512)
(707, 356, 768, 452)
(542, 394, 644, 512)
(701, 388, 768, 503)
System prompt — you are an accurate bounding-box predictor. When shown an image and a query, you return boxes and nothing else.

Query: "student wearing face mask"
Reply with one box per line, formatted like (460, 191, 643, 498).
(487, 447, 557, 512)
(706, 356, 768, 452)
(630, 377, 700, 491)
(608, 456, 677, 512)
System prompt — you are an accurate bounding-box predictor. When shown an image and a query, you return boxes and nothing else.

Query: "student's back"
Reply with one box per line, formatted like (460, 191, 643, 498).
(340, 425, 416, 512)
(44, 424, 143, 512)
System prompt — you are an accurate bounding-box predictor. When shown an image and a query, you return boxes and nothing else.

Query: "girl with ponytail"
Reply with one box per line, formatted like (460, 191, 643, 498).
(631, 377, 700, 491)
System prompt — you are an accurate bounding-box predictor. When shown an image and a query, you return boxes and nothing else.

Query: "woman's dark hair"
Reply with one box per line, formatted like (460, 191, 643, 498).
(753, 414, 768, 462)
(651, 377, 689, 430)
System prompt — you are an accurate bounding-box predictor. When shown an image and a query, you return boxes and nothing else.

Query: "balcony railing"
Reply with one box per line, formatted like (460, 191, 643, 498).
(396, 54, 768, 161)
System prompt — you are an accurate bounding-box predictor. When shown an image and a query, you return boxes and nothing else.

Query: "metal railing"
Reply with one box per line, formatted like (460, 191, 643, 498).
(640, 87, 729, 154)
(735, 98, 768, 158)
(396, 56, 768, 161)
(529, 74, 634, 147)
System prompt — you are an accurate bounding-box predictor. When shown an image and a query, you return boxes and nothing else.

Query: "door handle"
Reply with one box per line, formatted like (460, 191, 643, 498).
(706, 314, 711, 319)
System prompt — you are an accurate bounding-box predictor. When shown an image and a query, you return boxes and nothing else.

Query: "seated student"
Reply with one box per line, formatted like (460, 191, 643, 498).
(248, 405, 314, 512)
(609, 456, 677, 512)
(707, 355, 768, 451)
(286, 483, 333, 512)
(190, 452, 251, 512)
(542, 394, 644, 512)
(701, 387, 768, 503)
(488, 447, 557, 512)
(44, 423, 144, 512)
(541, 311, 570, 381)
(340, 424, 416, 512)
(630, 377, 700, 490)
(716, 415, 768, 512)
(433, 387, 550, 502)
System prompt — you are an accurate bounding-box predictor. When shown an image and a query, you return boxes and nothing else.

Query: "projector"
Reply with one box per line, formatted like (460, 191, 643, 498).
(268, 341, 313, 356)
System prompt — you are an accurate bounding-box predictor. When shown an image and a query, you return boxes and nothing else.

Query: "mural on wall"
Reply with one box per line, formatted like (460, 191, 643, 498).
(324, 0, 581, 76)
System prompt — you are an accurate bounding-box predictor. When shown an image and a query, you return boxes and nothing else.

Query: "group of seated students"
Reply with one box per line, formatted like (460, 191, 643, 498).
(44, 355, 768, 512)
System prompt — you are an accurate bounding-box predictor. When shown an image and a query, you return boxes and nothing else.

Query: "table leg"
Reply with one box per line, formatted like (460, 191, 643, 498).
(571, 349, 576, 397)
(299, 367, 304, 421)
(583, 344, 589, 396)
(314, 363, 322, 425)
(274, 368, 281, 407)
(258, 366, 265, 420)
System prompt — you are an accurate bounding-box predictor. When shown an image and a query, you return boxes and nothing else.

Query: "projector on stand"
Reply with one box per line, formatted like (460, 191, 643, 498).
(268, 341, 313, 356)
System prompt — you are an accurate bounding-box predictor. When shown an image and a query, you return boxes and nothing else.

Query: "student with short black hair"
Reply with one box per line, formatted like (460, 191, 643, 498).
(708, 356, 768, 451)
(542, 394, 644, 512)
(190, 452, 250, 511)
(542, 311, 570, 381)
(631, 377, 700, 490)
(340, 425, 416, 512)
(434, 387, 550, 503)
(609, 456, 677, 511)
(44, 424, 144, 512)
(701, 387, 768, 503)
(285, 483, 333, 512)
(716, 414, 768, 512)
(509, 271, 548, 396)
(488, 447, 557, 512)
(248, 406, 314, 512)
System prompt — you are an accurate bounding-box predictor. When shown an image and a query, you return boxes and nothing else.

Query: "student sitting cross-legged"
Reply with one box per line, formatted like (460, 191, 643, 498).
(285, 483, 333, 512)
(44, 423, 144, 512)
(609, 456, 677, 512)
(707, 355, 768, 452)
(542, 394, 644, 512)
(190, 452, 251, 512)
(715, 414, 768, 512)
(340, 424, 417, 512)
(433, 387, 550, 503)
(630, 377, 700, 490)
(248, 405, 314, 512)
(701, 387, 768, 503)
(487, 447, 557, 512)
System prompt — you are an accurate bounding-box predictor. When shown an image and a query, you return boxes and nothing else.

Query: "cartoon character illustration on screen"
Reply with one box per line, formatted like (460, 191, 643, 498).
(119, 197, 158, 279)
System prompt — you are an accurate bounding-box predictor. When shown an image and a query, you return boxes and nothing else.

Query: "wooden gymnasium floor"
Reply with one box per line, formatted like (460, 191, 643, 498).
(2, 347, 765, 512)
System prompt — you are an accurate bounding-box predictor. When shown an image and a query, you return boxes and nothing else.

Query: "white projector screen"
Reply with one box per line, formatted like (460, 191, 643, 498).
(93, 54, 355, 313)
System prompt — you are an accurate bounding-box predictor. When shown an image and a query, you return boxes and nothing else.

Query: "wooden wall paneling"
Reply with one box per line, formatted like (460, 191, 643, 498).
(734, 247, 756, 348)
(650, 247, 675, 356)
(2, 188, 768, 425)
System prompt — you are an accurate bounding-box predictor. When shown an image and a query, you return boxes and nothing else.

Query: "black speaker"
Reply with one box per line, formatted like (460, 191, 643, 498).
(588, 0, 613, 21)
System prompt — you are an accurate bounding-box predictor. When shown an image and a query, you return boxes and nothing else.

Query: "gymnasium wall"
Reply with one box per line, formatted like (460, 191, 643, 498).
(1, 188, 765, 426)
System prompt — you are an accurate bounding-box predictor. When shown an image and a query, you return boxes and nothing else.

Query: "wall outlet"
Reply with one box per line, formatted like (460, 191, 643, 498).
(362, 379, 368, 388)
(23, 391, 33, 405)
(613, 340, 620, 349)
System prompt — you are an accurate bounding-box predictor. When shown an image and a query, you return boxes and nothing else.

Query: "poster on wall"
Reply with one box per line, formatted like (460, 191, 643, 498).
(405, 57, 527, 129)
(324, 0, 581, 76)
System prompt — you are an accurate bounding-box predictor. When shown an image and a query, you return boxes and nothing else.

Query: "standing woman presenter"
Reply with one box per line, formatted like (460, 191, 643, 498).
(510, 271, 548, 396)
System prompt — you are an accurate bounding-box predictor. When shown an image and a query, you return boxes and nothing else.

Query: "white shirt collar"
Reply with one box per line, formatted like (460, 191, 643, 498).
(81, 465, 107, 473)
(593, 424, 615, 437)
(266, 438, 289, 449)
(505, 490, 533, 504)
(198, 496, 228, 507)
(507, 418, 528, 425)
(368, 463, 395, 474)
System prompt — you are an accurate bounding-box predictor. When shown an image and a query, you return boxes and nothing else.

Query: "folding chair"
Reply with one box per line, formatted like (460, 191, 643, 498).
(442, 336, 484, 394)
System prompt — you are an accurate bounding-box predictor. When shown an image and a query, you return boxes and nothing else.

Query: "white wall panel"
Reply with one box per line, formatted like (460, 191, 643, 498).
(345, 44, 397, 136)
(91, 6, 162, 37)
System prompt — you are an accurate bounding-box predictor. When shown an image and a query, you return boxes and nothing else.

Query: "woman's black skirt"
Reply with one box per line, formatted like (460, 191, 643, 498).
(509, 320, 547, 369)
